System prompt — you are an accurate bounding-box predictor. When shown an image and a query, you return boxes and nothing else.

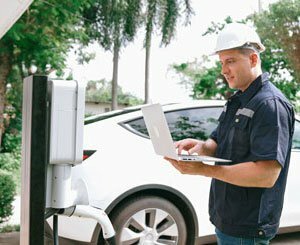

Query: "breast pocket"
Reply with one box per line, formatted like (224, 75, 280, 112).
(229, 116, 251, 161)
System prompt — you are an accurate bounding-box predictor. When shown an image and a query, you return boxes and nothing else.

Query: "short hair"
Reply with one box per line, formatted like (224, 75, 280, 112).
(236, 46, 260, 60)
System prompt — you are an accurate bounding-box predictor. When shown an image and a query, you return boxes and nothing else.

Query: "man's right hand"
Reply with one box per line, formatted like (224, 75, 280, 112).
(175, 138, 205, 155)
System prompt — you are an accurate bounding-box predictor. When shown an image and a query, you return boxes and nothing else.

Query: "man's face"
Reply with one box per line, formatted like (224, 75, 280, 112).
(218, 49, 254, 92)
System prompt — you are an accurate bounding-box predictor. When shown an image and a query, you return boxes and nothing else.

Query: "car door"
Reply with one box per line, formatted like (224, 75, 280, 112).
(280, 118, 300, 228)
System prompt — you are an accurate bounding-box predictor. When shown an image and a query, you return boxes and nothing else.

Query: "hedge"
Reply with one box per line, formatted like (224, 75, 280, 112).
(0, 170, 16, 224)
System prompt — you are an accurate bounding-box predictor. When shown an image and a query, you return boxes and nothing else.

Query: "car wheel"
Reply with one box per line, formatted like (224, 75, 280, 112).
(110, 195, 187, 245)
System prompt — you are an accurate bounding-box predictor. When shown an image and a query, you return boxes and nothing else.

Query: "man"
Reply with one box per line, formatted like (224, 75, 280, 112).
(165, 23, 295, 245)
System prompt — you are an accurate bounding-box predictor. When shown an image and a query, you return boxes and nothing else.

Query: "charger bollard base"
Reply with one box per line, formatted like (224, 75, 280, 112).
(48, 80, 85, 165)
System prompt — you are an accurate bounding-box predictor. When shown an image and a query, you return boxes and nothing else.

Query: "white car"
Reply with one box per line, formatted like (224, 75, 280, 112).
(54, 100, 300, 244)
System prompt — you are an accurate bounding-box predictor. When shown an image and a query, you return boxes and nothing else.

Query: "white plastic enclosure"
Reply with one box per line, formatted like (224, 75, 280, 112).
(48, 80, 85, 165)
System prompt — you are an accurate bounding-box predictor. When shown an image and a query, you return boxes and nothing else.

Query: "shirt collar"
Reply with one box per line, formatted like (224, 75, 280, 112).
(235, 72, 269, 107)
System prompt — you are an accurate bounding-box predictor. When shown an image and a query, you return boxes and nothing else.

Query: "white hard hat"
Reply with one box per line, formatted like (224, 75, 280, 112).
(211, 23, 265, 55)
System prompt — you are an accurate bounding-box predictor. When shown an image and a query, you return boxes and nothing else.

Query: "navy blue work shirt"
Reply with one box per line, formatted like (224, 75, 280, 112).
(209, 73, 295, 238)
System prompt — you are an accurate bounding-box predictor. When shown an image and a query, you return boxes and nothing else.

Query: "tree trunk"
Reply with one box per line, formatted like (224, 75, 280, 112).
(111, 41, 119, 110)
(0, 47, 12, 150)
(144, 31, 152, 104)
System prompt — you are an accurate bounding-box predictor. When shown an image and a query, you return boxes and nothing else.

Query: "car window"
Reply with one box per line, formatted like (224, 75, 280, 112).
(292, 119, 300, 149)
(124, 106, 222, 141)
(125, 116, 149, 136)
(165, 107, 222, 141)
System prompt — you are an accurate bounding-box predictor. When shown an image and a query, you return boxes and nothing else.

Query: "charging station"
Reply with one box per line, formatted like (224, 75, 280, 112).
(21, 75, 49, 245)
(21, 75, 116, 244)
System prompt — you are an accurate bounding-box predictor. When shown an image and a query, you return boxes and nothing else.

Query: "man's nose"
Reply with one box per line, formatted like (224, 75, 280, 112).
(221, 64, 229, 76)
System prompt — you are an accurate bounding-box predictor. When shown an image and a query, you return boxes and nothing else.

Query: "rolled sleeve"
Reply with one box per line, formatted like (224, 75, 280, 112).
(210, 127, 218, 144)
(250, 99, 291, 167)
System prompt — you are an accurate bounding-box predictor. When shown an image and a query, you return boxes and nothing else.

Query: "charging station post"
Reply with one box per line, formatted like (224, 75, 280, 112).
(21, 75, 116, 244)
(20, 75, 49, 245)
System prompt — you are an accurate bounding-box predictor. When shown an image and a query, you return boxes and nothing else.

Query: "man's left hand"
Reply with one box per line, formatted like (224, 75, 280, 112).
(164, 157, 205, 175)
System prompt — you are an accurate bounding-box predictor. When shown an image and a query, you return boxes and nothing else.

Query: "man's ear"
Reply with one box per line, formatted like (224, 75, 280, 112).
(250, 53, 259, 67)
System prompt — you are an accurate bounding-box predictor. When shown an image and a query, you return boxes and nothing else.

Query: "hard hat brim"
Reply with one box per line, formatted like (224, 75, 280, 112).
(209, 43, 266, 56)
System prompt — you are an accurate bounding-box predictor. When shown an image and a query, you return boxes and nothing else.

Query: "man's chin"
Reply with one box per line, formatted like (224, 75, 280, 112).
(227, 82, 236, 89)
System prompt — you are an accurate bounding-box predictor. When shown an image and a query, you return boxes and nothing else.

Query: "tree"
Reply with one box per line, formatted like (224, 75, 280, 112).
(173, 0, 300, 106)
(172, 57, 234, 100)
(143, 0, 193, 103)
(85, 79, 143, 106)
(0, 0, 92, 150)
(251, 0, 300, 83)
(84, 0, 142, 110)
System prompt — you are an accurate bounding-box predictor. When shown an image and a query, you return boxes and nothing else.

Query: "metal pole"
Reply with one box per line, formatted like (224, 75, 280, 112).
(20, 75, 49, 245)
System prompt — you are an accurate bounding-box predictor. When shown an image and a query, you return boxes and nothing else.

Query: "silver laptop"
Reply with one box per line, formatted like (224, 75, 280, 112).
(141, 103, 231, 162)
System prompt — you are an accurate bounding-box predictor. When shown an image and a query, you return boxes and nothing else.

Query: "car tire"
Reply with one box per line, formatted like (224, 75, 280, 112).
(109, 195, 187, 245)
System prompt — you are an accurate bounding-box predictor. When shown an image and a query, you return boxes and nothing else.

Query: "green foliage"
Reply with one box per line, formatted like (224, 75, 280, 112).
(248, 0, 300, 106)
(142, 0, 193, 103)
(143, 0, 193, 51)
(0, 0, 94, 150)
(173, 58, 234, 100)
(84, 0, 142, 51)
(0, 170, 16, 224)
(1, 132, 21, 154)
(250, 0, 300, 83)
(118, 91, 143, 106)
(85, 79, 143, 106)
(174, 1, 300, 106)
(83, 0, 144, 109)
(3, 0, 92, 75)
(86, 80, 111, 103)
(192, 63, 232, 100)
(5, 67, 23, 129)
(202, 16, 234, 36)
(0, 152, 21, 172)
(0, 1, 94, 222)
(76, 48, 97, 65)
(1, 69, 22, 173)
(147, 0, 193, 46)
(0, 224, 20, 233)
